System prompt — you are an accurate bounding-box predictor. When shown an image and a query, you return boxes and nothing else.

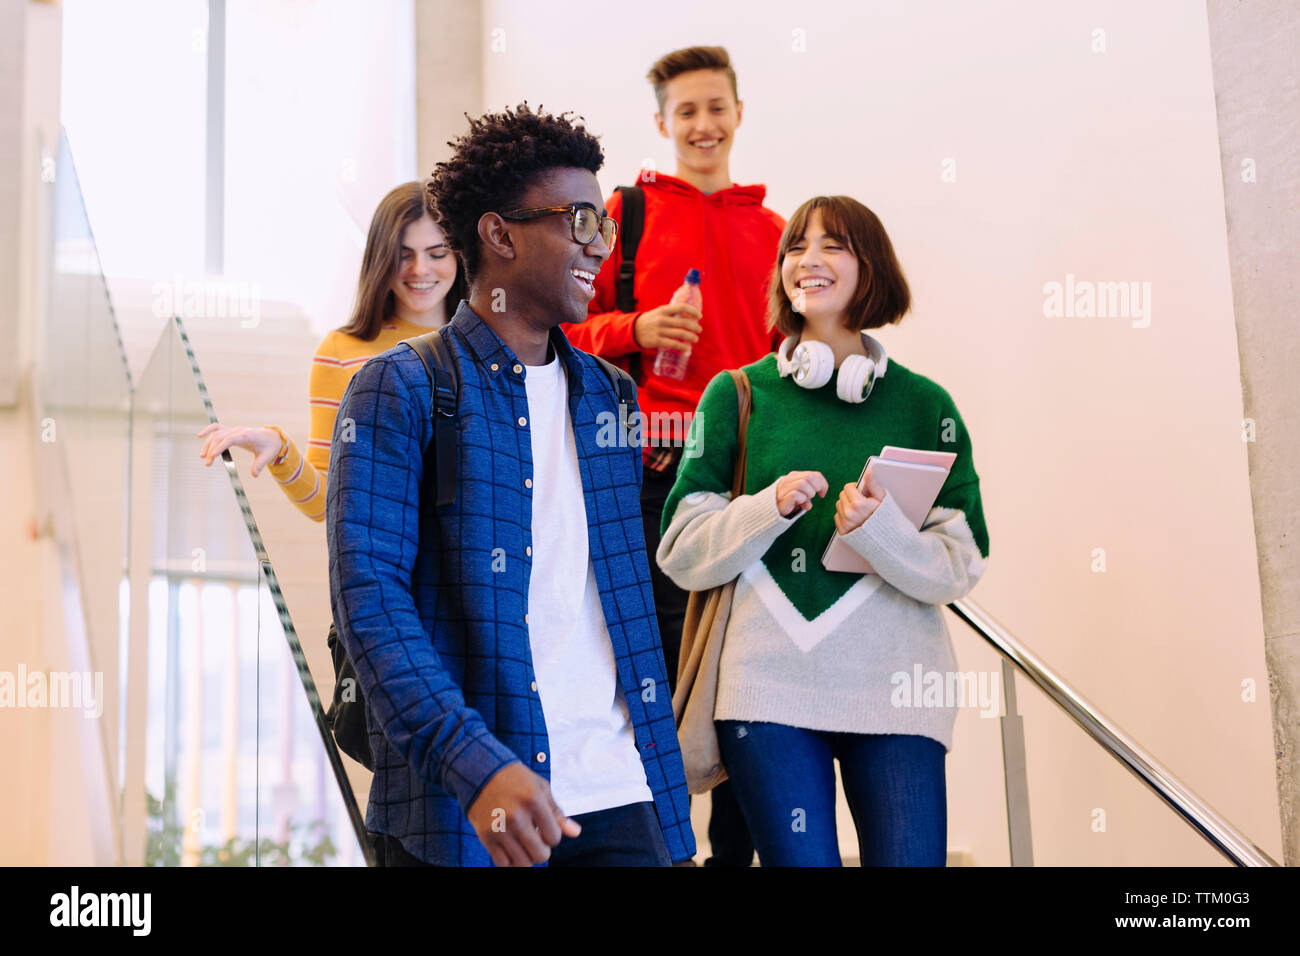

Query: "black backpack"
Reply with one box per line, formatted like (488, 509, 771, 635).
(325, 326, 638, 769)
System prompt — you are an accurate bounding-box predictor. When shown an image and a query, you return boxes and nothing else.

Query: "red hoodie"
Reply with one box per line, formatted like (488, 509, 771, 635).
(563, 170, 786, 444)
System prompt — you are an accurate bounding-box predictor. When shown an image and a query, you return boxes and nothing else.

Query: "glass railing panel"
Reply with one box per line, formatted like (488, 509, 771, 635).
(37, 127, 133, 854)
(255, 560, 368, 866)
(133, 315, 366, 865)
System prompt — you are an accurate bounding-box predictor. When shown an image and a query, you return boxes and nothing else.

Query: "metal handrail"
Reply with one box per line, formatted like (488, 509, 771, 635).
(948, 598, 1280, 867)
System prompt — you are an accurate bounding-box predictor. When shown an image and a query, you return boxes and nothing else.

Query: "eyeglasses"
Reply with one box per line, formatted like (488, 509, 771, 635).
(498, 202, 618, 249)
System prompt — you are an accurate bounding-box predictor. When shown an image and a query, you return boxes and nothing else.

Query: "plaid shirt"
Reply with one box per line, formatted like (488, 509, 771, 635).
(326, 300, 695, 866)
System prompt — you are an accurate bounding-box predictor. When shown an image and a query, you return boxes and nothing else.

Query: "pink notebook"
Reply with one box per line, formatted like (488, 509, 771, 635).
(821, 446, 956, 574)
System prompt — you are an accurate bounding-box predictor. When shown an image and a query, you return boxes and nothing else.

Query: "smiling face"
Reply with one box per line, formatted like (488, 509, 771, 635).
(655, 69, 742, 181)
(389, 215, 458, 324)
(501, 166, 611, 329)
(781, 208, 861, 329)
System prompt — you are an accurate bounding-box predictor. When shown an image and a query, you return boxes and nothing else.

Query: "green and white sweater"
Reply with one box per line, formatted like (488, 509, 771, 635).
(658, 348, 990, 751)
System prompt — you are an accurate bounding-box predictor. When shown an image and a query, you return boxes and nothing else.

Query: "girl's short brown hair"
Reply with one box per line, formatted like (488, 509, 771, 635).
(768, 196, 910, 337)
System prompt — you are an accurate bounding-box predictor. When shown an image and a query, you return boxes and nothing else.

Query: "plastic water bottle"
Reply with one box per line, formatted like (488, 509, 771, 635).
(653, 269, 701, 380)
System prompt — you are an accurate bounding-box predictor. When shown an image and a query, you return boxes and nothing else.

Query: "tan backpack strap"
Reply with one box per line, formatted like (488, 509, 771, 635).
(726, 369, 752, 498)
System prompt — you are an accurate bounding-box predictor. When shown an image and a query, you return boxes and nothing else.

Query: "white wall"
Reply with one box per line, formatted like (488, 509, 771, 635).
(481, 0, 1282, 864)
(61, 0, 207, 283)
(222, 0, 417, 333)
(61, 0, 418, 345)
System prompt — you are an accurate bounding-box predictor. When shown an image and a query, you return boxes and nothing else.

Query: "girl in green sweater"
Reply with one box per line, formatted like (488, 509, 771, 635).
(658, 196, 989, 866)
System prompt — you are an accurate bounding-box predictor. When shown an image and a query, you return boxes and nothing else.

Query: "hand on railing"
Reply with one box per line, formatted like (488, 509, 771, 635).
(197, 423, 284, 477)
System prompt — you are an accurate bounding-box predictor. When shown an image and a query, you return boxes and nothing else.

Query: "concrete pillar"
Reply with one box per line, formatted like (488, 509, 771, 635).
(1206, 0, 1300, 865)
(0, 0, 66, 866)
(0, 0, 23, 406)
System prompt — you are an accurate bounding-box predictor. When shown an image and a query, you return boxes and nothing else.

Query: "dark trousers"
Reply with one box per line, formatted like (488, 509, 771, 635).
(549, 801, 671, 866)
(368, 830, 438, 867)
(641, 460, 754, 867)
(367, 802, 670, 867)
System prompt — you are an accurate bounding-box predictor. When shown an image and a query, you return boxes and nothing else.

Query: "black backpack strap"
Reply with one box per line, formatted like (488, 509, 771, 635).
(591, 353, 638, 449)
(404, 328, 459, 508)
(614, 185, 644, 313)
(614, 185, 645, 383)
(327, 328, 457, 779)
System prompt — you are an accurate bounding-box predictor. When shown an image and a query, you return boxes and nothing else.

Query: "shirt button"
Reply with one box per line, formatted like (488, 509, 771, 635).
(530, 681, 538, 692)
(490, 363, 499, 372)
(536, 752, 546, 763)
(513, 364, 523, 374)
(517, 416, 527, 427)
(525, 546, 532, 557)
(524, 478, 532, 489)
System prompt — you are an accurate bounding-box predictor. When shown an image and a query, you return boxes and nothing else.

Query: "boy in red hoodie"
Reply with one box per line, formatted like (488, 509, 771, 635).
(563, 45, 784, 867)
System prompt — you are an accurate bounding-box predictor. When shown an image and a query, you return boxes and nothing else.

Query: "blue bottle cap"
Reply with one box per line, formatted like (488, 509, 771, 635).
(685, 268, 701, 284)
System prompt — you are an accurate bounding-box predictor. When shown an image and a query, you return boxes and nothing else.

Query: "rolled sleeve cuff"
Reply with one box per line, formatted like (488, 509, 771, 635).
(840, 490, 917, 565)
(440, 731, 524, 813)
(737, 478, 804, 539)
(609, 311, 642, 354)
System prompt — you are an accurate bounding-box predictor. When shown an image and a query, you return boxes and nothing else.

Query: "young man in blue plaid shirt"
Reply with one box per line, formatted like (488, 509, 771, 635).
(327, 104, 696, 867)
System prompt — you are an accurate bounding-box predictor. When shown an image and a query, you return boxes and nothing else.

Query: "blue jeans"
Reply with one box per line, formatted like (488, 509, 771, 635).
(716, 720, 947, 867)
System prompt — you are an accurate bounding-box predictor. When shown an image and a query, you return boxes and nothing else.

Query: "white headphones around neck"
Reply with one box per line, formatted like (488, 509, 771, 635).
(776, 332, 888, 404)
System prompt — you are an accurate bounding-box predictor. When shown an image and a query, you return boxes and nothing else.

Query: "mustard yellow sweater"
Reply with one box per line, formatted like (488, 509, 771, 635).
(266, 316, 438, 520)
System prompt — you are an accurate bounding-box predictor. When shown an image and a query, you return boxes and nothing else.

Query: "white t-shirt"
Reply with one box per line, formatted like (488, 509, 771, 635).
(523, 352, 652, 816)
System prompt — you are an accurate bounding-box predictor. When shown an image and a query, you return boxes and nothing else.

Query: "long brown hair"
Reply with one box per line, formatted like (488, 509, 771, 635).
(768, 196, 910, 337)
(338, 181, 466, 340)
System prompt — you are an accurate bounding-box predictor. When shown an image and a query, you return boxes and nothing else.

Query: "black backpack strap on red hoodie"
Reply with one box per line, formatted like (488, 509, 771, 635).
(614, 184, 646, 383)
(614, 185, 644, 313)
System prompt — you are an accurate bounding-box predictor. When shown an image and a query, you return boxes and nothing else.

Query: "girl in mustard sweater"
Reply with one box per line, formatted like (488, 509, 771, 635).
(198, 182, 465, 517)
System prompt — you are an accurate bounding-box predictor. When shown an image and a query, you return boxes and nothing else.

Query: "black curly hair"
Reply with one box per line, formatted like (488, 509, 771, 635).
(424, 102, 605, 285)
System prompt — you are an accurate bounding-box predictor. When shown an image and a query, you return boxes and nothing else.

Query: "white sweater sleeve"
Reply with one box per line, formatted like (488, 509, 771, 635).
(656, 479, 805, 592)
(838, 489, 988, 605)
